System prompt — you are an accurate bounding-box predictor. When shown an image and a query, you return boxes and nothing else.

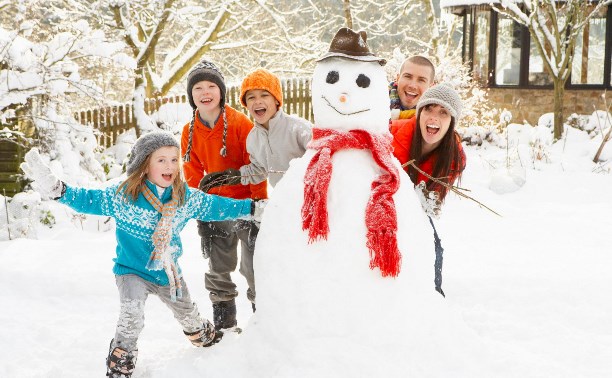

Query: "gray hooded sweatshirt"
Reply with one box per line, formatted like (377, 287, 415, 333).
(240, 109, 312, 187)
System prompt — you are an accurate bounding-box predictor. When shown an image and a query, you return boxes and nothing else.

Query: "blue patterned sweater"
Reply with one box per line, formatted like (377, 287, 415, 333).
(58, 180, 253, 286)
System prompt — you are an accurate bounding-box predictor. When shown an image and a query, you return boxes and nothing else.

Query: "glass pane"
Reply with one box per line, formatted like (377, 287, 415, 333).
(571, 6, 607, 85)
(528, 37, 553, 85)
(473, 11, 491, 85)
(495, 16, 521, 85)
(463, 12, 472, 64)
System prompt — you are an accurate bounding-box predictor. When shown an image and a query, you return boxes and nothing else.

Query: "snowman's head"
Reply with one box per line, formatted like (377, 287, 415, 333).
(312, 28, 390, 134)
(312, 57, 390, 133)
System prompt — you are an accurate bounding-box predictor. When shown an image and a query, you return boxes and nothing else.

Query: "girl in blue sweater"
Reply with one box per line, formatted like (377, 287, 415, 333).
(21, 131, 264, 378)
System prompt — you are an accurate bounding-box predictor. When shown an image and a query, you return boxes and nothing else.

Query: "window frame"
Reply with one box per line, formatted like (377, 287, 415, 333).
(458, 5, 612, 90)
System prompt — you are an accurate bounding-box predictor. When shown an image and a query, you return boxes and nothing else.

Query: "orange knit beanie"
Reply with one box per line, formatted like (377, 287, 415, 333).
(240, 68, 283, 108)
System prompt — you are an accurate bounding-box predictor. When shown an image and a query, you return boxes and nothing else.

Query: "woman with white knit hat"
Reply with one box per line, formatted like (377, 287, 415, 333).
(390, 82, 467, 297)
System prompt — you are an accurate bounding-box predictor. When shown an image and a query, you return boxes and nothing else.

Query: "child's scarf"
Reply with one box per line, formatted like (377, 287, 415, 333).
(302, 127, 402, 277)
(142, 185, 182, 301)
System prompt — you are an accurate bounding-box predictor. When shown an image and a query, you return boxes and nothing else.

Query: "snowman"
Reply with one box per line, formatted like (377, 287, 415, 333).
(189, 29, 489, 378)
(246, 27, 473, 374)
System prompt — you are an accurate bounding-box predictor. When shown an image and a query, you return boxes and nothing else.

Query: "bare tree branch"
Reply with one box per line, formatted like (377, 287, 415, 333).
(401, 160, 502, 217)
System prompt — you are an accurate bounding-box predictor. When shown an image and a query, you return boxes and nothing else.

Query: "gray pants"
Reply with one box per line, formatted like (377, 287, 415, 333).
(199, 219, 258, 304)
(113, 274, 204, 351)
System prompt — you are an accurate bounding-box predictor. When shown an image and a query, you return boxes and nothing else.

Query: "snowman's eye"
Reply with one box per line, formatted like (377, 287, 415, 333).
(326, 71, 339, 84)
(356, 74, 370, 88)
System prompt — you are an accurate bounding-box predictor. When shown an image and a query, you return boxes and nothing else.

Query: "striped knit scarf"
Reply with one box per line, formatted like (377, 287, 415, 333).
(142, 185, 182, 301)
(302, 128, 403, 277)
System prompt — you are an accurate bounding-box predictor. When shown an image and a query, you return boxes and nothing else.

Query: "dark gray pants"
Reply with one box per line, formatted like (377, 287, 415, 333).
(198, 219, 258, 304)
(428, 216, 445, 297)
(113, 274, 205, 351)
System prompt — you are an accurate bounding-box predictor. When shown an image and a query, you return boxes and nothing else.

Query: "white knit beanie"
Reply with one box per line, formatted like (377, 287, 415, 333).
(416, 82, 463, 119)
(127, 131, 180, 175)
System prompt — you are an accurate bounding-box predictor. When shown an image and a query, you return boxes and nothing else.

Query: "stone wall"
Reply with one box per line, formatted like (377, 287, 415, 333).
(487, 88, 612, 125)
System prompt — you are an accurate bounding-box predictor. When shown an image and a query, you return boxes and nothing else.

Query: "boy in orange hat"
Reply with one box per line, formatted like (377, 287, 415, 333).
(240, 68, 312, 187)
(202, 68, 312, 190)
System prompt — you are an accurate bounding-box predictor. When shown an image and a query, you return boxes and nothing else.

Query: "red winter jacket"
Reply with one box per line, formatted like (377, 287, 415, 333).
(181, 105, 267, 200)
(390, 117, 465, 199)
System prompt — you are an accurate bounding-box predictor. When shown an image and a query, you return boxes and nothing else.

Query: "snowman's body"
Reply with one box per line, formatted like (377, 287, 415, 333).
(250, 58, 457, 368)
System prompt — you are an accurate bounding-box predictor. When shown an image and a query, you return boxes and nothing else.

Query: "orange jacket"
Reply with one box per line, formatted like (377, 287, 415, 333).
(390, 117, 465, 197)
(181, 105, 267, 200)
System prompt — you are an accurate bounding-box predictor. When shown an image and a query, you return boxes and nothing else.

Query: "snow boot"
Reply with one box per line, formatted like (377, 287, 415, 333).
(184, 320, 224, 347)
(106, 339, 138, 378)
(212, 299, 237, 331)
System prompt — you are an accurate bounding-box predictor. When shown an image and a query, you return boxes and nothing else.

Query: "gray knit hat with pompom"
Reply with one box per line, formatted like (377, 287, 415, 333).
(126, 131, 180, 175)
(416, 82, 463, 119)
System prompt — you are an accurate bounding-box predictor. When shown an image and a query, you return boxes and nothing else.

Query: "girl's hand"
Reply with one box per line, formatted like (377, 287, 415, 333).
(20, 148, 63, 200)
(415, 181, 441, 219)
(251, 199, 268, 223)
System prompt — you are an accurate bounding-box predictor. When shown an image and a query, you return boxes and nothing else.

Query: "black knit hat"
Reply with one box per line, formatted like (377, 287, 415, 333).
(186, 60, 226, 109)
(183, 60, 230, 161)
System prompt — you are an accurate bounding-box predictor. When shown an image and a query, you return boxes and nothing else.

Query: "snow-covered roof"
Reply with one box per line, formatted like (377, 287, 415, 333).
(440, 0, 500, 7)
(441, 0, 601, 7)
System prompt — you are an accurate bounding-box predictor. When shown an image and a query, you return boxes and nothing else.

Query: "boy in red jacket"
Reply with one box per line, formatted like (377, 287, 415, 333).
(181, 60, 267, 331)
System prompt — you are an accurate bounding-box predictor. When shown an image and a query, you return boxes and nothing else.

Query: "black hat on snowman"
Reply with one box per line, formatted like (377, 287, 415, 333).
(317, 27, 387, 66)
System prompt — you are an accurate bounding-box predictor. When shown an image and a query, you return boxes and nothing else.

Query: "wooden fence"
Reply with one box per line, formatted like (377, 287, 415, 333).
(0, 141, 24, 196)
(75, 78, 314, 147)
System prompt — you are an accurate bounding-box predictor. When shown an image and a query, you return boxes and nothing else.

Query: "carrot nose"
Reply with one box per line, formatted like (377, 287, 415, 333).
(339, 94, 347, 103)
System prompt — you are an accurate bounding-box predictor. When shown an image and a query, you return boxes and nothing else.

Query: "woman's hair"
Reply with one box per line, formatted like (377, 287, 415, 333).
(117, 150, 187, 206)
(408, 106, 466, 201)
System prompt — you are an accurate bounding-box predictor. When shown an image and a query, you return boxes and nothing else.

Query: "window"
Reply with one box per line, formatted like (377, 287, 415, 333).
(571, 6, 607, 85)
(528, 36, 553, 86)
(495, 15, 521, 85)
(473, 10, 491, 85)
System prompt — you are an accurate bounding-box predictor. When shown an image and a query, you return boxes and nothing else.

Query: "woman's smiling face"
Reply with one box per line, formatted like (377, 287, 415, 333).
(419, 104, 452, 153)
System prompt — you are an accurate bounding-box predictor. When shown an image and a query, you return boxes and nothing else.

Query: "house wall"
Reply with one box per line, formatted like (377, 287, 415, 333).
(487, 88, 612, 125)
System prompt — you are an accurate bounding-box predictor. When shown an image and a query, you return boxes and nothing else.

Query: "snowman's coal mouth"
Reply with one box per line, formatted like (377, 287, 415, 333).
(321, 96, 370, 116)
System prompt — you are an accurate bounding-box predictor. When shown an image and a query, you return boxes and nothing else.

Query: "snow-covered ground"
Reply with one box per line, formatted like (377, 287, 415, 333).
(1, 123, 611, 377)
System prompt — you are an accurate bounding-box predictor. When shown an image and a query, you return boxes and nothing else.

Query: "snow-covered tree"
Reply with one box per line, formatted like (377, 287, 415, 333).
(495, 0, 612, 140)
(98, 0, 322, 134)
(0, 1, 123, 184)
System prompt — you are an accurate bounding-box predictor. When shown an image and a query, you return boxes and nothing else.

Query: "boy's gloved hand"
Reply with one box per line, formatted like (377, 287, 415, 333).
(20, 148, 64, 200)
(199, 169, 241, 192)
(251, 199, 268, 223)
(414, 181, 441, 219)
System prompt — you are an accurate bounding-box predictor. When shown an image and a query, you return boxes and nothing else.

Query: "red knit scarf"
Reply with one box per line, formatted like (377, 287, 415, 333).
(302, 128, 402, 277)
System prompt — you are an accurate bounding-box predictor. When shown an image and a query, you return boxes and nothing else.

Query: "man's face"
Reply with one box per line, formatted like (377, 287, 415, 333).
(396, 61, 434, 109)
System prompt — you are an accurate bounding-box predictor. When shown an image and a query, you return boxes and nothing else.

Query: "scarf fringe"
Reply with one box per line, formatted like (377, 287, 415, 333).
(146, 258, 164, 271)
(165, 262, 183, 302)
(302, 185, 330, 243)
(367, 229, 402, 277)
(302, 147, 332, 242)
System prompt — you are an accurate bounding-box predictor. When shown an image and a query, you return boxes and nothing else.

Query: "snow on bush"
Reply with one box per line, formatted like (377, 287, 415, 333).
(0, 191, 55, 240)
